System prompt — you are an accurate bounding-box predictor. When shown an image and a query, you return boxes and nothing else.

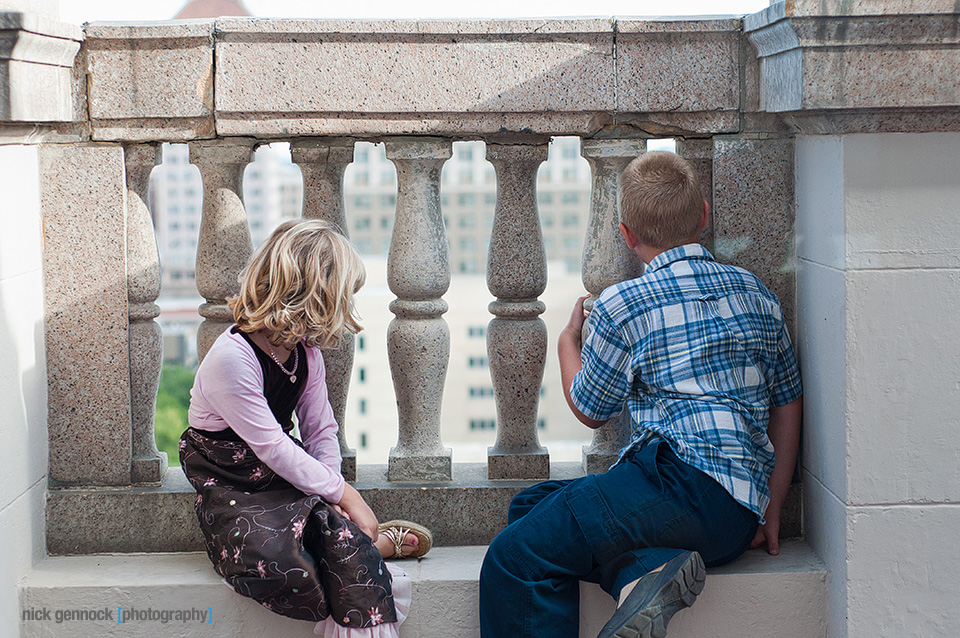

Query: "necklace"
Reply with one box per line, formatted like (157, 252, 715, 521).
(265, 340, 299, 383)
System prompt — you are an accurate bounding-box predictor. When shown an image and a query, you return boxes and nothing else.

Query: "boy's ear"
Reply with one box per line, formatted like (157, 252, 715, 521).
(619, 222, 639, 250)
(699, 200, 710, 233)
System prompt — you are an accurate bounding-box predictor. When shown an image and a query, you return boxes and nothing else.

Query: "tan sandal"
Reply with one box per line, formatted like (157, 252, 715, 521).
(378, 520, 433, 559)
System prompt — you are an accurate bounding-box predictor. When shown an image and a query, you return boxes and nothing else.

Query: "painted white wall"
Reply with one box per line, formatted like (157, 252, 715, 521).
(0, 144, 48, 638)
(796, 132, 960, 638)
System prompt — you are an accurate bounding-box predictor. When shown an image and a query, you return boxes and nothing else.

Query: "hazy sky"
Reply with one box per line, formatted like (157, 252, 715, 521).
(60, 0, 770, 24)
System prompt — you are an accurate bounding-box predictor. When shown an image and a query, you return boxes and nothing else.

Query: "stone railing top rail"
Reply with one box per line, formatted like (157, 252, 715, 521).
(80, 16, 748, 142)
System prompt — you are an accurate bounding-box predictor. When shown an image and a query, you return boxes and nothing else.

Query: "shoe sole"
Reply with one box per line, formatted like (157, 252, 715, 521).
(609, 552, 706, 638)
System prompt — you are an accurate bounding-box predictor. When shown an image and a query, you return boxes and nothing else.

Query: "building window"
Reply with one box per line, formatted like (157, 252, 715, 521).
(469, 386, 495, 398)
(468, 326, 486, 338)
(468, 356, 488, 368)
(355, 216, 371, 230)
(359, 398, 367, 414)
(562, 192, 579, 205)
(358, 368, 366, 383)
(459, 169, 473, 185)
(542, 213, 554, 228)
(459, 260, 477, 274)
(562, 213, 579, 228)
(469, 419, 496, 431)
(458, 193, 476, 208)
(562, 144, 577, 159)
(354, 195, 372, 209)
(457, 146, 474, 161)
(537, 418, 546, 430)
(484, 192, 497, 206)
(459, 213, 477, 229)
(459, 236, 477, 251)
(538, 192, 554, 205)
(562, 167, 577, 183)
(358, 336, 365, 351)
(360, 433, 368, 448)
(380, 195, 396, 209)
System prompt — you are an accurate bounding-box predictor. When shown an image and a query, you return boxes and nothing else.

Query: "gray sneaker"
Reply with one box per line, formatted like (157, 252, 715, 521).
(597, 551, 705, 638)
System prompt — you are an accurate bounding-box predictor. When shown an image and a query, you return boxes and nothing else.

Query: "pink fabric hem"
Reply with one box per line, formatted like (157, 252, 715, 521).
(313, 564, 411, 638)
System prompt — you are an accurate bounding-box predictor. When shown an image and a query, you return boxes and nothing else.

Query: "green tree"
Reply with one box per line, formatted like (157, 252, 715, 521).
(154, 364, 196, 466)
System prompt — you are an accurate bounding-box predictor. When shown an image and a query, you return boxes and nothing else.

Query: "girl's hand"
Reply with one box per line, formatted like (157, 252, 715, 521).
(337, 483, 378, 540)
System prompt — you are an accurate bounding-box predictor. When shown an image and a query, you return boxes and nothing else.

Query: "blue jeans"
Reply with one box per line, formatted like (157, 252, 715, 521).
(479, 439, 758, 638)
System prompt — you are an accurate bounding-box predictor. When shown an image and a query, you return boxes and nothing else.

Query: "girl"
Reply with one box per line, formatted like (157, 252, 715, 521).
(180, 219, 431, 637)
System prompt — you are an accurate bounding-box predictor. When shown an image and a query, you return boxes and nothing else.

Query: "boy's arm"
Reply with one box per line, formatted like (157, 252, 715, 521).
(752, 395, 803, 555)
(559, 295, 607, 429)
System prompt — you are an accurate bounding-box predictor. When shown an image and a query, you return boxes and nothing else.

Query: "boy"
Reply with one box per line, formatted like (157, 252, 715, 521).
(479, 151, 803, 638)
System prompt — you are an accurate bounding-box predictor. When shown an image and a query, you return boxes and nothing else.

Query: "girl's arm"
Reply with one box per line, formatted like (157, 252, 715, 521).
(191, 337, 345, 503)
(295, 347, 343, 470)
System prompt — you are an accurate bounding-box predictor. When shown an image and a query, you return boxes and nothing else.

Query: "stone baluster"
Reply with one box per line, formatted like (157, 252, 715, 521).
(124, 143, 168, 483)
(676, 138, 715, 251)
(189, 139, 255, 361)
(484, 142, 550, 480)
(384, 138, 453, 482)
(291, 138, 358, 482)
(579, 138, 646, 475)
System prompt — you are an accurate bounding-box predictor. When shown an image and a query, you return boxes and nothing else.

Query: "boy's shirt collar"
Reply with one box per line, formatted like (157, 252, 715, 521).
(643, 243, 715, 275)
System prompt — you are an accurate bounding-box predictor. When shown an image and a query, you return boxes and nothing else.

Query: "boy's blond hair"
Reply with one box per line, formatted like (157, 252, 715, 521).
(619, 151, 704, 249)
(229, 219, 365, 349)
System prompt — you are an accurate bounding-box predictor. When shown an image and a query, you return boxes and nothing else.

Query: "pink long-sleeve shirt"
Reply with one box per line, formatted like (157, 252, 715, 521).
(187, 328, 346, 504)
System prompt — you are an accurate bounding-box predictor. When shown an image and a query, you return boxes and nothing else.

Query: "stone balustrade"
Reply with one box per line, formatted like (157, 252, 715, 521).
(33, 11, 878, 551)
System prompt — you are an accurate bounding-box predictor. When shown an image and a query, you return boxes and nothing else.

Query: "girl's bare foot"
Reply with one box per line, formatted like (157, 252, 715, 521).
(375, 530, 418, 558)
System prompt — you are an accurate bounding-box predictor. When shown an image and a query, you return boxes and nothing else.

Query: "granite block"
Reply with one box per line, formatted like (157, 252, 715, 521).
(747, 10, 960, 117)
(616, 21, 740, 115)
(45, 464, 803, 554)
(39, 144, 132, 486)
(84, 21, 215, 139)
(214, 19, 615, 137)
(712, 136, 796, 324)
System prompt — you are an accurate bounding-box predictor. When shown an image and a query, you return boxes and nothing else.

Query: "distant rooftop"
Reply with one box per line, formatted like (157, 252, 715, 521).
(173, 0, 252, 19)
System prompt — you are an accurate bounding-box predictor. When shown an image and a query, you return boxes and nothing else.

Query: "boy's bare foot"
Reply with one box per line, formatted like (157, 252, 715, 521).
(598, 551, 705, 638)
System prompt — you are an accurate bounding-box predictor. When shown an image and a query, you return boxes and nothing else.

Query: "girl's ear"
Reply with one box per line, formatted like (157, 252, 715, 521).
(618, 222, 639, 250)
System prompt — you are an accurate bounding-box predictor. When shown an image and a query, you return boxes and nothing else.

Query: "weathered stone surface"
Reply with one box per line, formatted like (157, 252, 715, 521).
(616, 19, 741, 116)
(214, 18, 615, 137)
(385, 138, 453, 481)
(0, 12, 81, 122)
(44, 465, 804, 554)
(484, 143, 549, 480)
(747, 6, 960, 120)
(124, 144, 167, 484)
(712, 136, 796, 327)
(84, 21, 215, 141)
(39, 144, 132, 486)
(189, 138, 254, 361)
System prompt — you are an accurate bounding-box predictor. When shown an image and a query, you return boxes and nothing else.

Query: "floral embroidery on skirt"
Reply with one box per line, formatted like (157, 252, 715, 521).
(180, 427, 397, 626)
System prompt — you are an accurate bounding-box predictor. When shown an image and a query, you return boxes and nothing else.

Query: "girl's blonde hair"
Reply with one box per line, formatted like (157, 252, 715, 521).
(228, 219, 366, 349)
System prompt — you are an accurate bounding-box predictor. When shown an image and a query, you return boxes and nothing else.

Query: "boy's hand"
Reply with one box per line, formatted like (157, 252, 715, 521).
(751, 512, 780, 556)
(561, 294, 591, 350)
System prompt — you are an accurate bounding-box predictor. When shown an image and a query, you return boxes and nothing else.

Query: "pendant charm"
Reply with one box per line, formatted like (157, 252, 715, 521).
(290, 375, 297, 384)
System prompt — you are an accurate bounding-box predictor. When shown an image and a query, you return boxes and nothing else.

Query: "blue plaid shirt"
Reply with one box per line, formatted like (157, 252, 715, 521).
(570, 244, 802, 519)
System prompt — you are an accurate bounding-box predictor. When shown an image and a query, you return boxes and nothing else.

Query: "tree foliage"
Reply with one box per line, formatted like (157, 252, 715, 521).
(155, 364, 196, 466)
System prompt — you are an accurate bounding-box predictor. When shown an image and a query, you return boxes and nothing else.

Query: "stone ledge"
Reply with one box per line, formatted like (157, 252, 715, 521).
(19, 542, 826, 638)
(46, 463, 802, 555)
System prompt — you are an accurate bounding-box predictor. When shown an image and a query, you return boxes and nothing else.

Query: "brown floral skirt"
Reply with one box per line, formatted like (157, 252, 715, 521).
(179, 426, 397, 627)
